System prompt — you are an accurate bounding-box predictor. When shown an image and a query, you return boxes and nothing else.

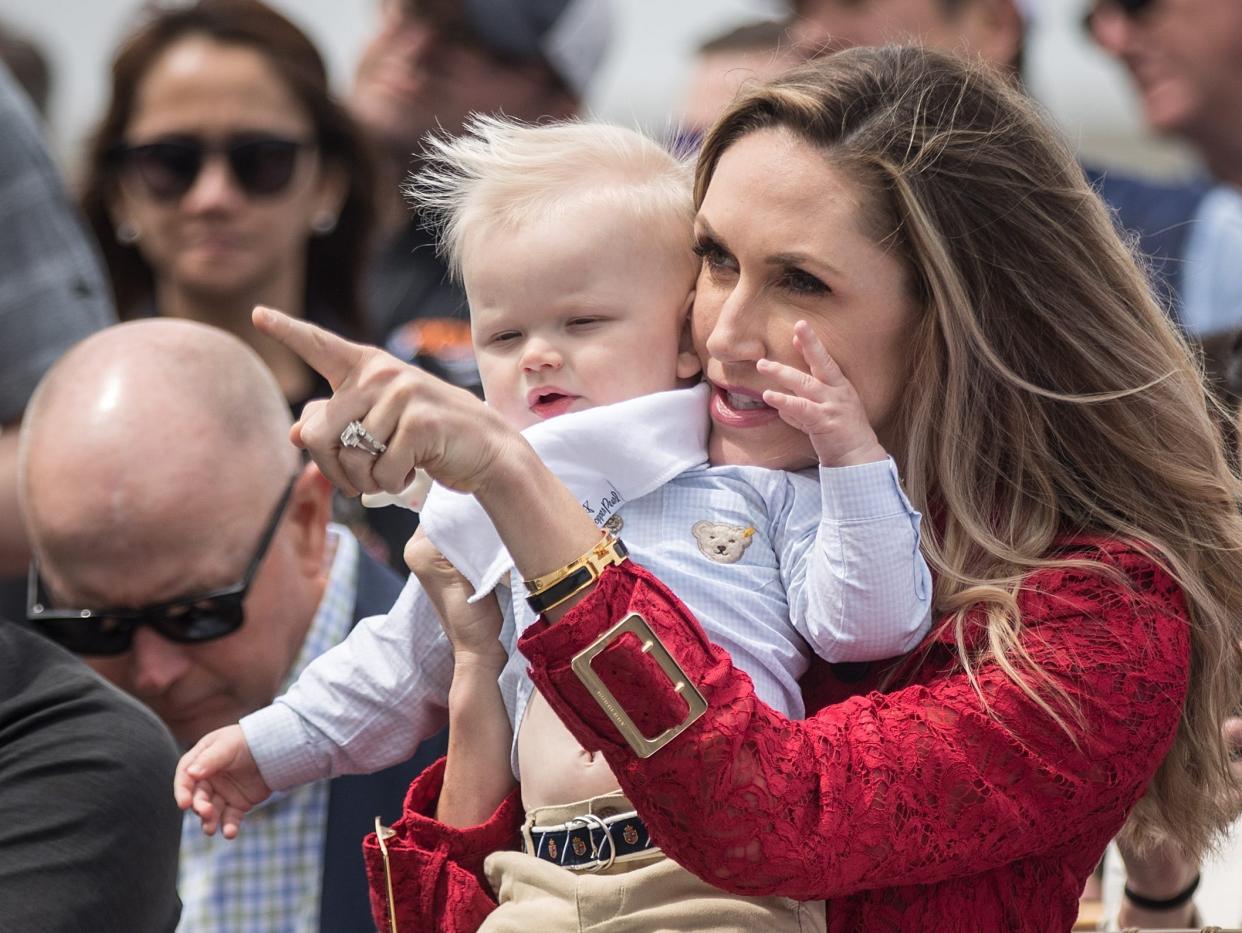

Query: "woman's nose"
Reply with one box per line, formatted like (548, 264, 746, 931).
(702, 288, 765, 364)
(181, 154, 245, 213)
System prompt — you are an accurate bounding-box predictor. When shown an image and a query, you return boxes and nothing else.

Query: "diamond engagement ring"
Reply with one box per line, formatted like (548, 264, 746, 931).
(340, 420, 387, 456)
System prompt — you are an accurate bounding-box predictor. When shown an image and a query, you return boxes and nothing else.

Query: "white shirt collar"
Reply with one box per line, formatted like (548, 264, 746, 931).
(420, 384, 710, 598)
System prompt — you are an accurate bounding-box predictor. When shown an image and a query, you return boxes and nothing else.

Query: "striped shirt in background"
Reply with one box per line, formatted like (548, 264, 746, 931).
(245, 451, 931, 791)
(177, 528, 357, 933)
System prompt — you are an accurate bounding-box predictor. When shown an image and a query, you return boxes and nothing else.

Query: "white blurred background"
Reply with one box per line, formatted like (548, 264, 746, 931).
(0, 0, 1200, 179)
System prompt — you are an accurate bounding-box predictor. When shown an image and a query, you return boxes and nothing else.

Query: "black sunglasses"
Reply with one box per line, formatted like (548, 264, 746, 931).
(27, 476, 298, 656)
(1083, 0, 1157, 33)
(109, 133, 314, 202)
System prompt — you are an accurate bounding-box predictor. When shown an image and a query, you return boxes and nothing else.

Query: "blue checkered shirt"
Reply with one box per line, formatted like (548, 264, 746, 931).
(178, 528, 357, 933)
(244, 461, 931, 790)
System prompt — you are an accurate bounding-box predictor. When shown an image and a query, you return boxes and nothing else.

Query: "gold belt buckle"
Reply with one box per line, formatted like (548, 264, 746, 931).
(374, 817, 398, 933)
(570, 612, 707, 758)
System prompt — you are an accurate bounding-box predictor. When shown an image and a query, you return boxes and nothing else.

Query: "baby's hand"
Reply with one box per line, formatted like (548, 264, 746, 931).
(758, 320, 888, 468)
(405, 529, 506, 669)
(173, 724, 272, 839)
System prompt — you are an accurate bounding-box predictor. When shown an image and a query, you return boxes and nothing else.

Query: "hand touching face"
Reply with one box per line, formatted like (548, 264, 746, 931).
(691, 128, 918, 470)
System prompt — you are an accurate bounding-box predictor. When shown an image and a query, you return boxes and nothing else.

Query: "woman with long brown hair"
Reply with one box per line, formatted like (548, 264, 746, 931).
(80, 0, 374, 410)
(227, 45, 1240, 931)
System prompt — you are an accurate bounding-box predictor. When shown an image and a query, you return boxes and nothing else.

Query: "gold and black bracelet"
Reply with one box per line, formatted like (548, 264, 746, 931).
(523, 533, 629, 616)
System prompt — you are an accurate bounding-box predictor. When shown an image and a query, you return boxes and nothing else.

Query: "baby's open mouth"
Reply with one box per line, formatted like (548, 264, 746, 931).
(528, 390, 581, 419)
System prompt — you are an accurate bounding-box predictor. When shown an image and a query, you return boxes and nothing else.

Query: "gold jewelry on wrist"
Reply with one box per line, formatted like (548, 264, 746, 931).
(524, 532, 629, 615)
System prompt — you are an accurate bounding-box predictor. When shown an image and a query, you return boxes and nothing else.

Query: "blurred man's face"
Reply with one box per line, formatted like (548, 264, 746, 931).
(1088, 0, 1242, 143)
(681, 44, 801, 141)
(29, 469, 324, 747)
(794, 0, 961, 52)
(791, 0, 1021, 70)
(351, 0, 571, 157)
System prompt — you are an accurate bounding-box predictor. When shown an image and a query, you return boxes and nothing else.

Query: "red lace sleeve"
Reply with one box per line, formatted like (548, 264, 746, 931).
(517, 543, 1189, 907)
(361, 756, 520, 933)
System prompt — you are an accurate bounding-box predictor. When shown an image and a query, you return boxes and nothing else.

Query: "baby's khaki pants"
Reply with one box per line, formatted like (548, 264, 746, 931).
(479, 846, 827, 932)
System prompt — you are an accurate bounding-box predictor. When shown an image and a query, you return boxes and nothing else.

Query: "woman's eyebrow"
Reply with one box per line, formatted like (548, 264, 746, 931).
(768, 250, 843, 279)
(698, 218, 843, 277)
(697, 217, 842, 278)
(693, 218, 723, 241)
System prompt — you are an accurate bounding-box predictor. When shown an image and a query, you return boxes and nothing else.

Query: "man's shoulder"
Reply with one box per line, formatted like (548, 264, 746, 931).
(1084, 164, 1213, 314)
(367, 221, 482, 392)
(0, 622, 177, 773)
(1086, 164, 1211, 230)
(0, 623, 182, 932)
(0, 68, 113, 421)
(349, 537, 406, 624)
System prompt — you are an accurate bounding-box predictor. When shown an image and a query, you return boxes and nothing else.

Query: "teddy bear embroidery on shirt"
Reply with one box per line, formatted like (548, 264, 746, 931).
(691, 521, 756, 564)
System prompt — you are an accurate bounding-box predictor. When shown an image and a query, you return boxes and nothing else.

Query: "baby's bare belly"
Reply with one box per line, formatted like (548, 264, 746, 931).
(518, 691, 621, 813)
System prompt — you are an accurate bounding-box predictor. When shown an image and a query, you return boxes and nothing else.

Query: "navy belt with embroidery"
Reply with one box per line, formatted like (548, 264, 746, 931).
(523, 809, 655, 871)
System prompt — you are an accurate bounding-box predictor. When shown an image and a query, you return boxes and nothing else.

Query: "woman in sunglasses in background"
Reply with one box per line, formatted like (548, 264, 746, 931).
(80, 0, 375, 412)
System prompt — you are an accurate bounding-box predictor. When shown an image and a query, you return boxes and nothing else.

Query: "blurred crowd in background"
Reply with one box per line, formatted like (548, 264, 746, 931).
(2, 1, 1241, 930)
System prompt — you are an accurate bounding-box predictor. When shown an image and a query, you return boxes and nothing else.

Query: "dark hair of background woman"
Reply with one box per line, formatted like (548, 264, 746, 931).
(79, 0, 375, 337)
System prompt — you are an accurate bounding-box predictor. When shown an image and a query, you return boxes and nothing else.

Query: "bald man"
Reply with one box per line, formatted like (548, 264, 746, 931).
(19, 318, 445, 933)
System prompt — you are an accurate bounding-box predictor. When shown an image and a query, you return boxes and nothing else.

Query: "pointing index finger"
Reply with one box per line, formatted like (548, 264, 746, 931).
(252, 305, 364, 390)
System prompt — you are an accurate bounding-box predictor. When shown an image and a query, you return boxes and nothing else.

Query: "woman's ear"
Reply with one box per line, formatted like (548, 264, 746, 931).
(676, 289, 703, 380)
(311, 159, 349, 235)
(106, 187, 140, 245)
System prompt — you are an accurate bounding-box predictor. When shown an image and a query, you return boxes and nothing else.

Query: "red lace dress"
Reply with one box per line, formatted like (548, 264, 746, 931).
(363, 537, 1189, 932)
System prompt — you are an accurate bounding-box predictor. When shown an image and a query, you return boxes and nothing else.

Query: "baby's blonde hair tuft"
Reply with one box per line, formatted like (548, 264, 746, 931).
(405, 115, 695, 282)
